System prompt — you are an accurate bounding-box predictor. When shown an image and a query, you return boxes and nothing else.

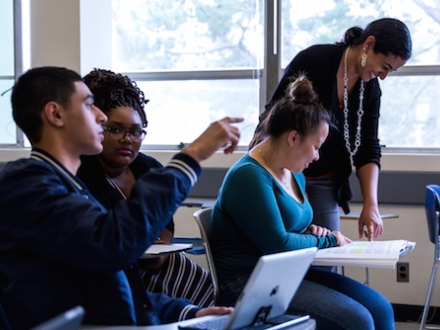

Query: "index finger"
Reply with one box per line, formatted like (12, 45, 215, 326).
(367, 223, 374, 241)
(221, 117, 244, 124)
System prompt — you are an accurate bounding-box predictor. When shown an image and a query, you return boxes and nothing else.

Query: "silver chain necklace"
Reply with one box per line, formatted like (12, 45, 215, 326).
(343, 46, 364, 156)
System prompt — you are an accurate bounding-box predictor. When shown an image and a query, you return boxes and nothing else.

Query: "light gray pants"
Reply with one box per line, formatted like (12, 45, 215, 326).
(306, 176, 341, 231)
(306, 176, 341, 273)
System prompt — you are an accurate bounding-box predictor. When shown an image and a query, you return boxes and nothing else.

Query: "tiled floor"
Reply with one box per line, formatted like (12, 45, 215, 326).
(396, 321, 420, 330)
(397, 321, 440, 330)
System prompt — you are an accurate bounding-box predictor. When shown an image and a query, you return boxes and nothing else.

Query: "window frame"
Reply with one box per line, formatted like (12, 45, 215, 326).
(13, 0, 24, 147)
(0, 0, 24, 148)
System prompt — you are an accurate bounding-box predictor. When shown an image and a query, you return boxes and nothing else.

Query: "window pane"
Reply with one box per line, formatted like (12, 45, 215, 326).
(281, 0, 440, 150)
(0, 0, 14, 76)
(112, 0, 263, 71)
(379, 76, 440, 148)
(0, 80, 16, 144)
(281, 0, 440, 67)
(136, 79, 259, 147)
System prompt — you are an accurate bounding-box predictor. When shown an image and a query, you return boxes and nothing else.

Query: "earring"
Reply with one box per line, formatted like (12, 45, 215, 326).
(361, 50, 367, 67)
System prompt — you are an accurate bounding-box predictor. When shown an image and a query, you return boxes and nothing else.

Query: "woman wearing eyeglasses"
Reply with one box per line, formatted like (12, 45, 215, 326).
(77, 68, 214, 308)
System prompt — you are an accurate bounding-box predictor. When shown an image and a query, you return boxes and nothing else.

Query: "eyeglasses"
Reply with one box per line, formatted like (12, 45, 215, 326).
(102, 125, 147, 141)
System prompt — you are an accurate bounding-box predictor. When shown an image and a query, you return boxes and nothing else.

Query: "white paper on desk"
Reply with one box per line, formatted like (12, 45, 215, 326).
(144, 243, 193, 255)
(312, 240, 415, 269)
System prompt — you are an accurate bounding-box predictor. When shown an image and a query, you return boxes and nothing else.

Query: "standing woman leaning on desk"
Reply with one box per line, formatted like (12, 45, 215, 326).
(77, 69, 214, 307)
(250, 18, 412, 240)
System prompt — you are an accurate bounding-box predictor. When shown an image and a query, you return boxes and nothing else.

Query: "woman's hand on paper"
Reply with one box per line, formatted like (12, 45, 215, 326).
(331, 231, 352, 246)
(358, 205, 384, 241)
(305, 224, 331, 237)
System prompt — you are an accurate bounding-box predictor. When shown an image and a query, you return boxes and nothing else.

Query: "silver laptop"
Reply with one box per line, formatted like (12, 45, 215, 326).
(179, 247, 317, 330)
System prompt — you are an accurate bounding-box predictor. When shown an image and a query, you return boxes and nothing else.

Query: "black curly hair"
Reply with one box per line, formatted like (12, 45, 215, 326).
(83, 68, 148, 127)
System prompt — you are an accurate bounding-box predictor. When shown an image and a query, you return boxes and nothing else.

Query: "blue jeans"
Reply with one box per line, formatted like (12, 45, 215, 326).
(289, 268, 394, 330)
(219, 268, 394, 330)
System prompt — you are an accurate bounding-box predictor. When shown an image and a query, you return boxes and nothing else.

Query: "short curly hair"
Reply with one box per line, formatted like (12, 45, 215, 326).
(83, 68, 148, 127)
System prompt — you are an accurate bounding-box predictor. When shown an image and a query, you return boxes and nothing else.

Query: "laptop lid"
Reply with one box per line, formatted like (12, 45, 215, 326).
(30, 306, 85, 330)
(225, 247, 317, 330)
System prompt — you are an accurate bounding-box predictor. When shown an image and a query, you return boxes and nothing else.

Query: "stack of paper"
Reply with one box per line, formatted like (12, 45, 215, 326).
(312, 240, 415, 269)
(142, 243, 193, 258)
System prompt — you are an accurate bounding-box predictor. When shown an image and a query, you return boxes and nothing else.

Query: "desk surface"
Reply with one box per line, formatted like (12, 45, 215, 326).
(181, 198, 216, 208)
(81, 317, 316, 329)
(340, 212, 399, 220)
(172, 237, 205, 255)
(141, 243, 193, 259)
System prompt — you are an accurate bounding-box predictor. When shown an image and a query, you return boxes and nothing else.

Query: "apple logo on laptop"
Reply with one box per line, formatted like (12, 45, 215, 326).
(270, 285, 279, 296)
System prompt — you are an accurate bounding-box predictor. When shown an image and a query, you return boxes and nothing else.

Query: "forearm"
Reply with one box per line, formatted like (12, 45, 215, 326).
(356, 162, 383, 239)
(147, 292, 199, 323)
(357, 162, 379, 207)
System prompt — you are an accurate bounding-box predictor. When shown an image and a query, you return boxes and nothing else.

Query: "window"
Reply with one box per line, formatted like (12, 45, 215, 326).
(281, 0, 440, 150)
(111, 0, 263, 148)
(134, 79, 259, 146)
(6, 0, 440, 151)
(0, 0, 17, 145)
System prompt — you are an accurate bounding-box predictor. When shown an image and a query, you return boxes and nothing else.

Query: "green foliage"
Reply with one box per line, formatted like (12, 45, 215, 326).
(112, 0, 262, 70)
(111, 0, 440, 148)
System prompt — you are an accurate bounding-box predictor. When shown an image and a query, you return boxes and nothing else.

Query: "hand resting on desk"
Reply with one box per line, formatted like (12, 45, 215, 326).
(195, 306, 234, 318)
(304, 224, 352, 246)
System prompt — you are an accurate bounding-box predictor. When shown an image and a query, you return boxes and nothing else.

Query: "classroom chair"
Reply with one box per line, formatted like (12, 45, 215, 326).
(420, 184, 440, 330)
(193, 208, 219, 304)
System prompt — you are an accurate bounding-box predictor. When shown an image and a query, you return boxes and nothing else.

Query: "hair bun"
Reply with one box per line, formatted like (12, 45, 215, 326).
(286, 74, 317, 104)
(343, 26, 363, 45)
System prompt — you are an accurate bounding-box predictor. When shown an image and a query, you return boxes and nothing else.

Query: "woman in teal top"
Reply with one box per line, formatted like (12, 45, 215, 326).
(212, 155, 338, 285)
(211, 75, 394, 330)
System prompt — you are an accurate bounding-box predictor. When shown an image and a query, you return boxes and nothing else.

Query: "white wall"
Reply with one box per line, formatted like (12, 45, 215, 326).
(30, 0, 81, 71)
(18, 0, 440, 310)
(29, 0, 111, 75)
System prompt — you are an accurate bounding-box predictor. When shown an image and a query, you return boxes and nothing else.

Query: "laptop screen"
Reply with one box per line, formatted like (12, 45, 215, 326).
(225, 247, 317, 329)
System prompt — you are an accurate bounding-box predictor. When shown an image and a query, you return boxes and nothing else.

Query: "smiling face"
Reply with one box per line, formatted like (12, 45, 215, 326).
(360, 51, 407, 82)
(98, 106, 145, 169)
(357, 36, 408, 82)
(290, 122, 329, 173)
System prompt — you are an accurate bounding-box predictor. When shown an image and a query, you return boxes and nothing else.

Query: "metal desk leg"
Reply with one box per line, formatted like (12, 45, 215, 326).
(340, 266, 369, 286)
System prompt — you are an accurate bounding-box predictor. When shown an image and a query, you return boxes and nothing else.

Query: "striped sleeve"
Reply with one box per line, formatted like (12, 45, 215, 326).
(166, 153, 201, 187)
(179, 304, 199, 320)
